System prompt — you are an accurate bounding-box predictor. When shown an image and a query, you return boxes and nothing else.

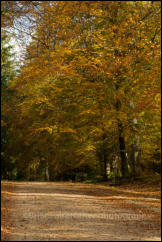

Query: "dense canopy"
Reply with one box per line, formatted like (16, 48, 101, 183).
(1, 1, 161, 181)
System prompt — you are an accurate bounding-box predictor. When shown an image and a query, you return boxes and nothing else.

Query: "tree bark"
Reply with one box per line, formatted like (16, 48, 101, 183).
(130, 144, 136, 178)
(117, 120, 129, 178)
(45, 161, 49, 181)
(102, 131, 108, 181)
(103, 151, 108, 181)
(115, 97, 129, 178)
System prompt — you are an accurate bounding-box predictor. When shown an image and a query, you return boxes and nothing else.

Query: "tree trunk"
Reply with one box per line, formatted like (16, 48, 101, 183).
(115, 94, 128, 178)
(130, 141, 141, 179)
(130, 144, 136, 178)
(102, 131, 108, 181)
(45, 161, 49, 181)
(118, 120, 129, 178)
(103, 151, 108, 181)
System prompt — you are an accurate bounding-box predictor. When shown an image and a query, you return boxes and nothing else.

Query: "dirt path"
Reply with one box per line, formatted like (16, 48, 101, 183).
(1, 181, 161, 241)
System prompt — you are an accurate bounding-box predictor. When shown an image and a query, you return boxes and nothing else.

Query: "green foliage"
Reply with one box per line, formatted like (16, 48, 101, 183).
(1, 34, 18, 179)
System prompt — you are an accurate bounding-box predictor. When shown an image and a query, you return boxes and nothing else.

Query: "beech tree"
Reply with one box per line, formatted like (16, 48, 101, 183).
(3, 1, 161, 181)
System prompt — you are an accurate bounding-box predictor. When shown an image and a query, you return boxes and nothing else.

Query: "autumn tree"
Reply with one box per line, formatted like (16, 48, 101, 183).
(4, 1, 161, 181)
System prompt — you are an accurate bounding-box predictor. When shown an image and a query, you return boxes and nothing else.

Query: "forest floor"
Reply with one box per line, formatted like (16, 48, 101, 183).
(1, 180, 161, 241)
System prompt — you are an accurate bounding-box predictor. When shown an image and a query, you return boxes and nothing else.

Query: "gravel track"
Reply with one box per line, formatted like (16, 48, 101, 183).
(1, 181, 161, 241)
